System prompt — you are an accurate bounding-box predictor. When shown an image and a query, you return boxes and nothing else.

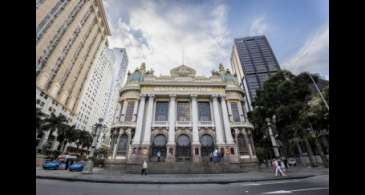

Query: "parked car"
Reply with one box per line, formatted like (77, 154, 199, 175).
(288, 158, 297, 166)
(69, 161, 85, 172)
(42, 160, 61, 170)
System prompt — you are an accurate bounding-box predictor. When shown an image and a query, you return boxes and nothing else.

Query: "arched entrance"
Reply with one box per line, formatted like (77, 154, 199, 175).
(151, 134, 167, 161)
(237, 134, 249, 155)
(116, 134, 129, 156)
(200, 134, 214, 161)
(176, 134, 191, 161)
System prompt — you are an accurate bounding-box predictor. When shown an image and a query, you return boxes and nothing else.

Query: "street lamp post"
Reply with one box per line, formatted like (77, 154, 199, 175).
(266, 115, 280, 158)
(82, 118, 106, 174)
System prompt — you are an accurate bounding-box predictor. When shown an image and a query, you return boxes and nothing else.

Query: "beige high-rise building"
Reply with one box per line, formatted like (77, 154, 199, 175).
(36, 0, 111, 120)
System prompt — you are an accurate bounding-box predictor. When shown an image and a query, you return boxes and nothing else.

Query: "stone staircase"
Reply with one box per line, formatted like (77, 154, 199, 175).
(105, 161, 258, 174)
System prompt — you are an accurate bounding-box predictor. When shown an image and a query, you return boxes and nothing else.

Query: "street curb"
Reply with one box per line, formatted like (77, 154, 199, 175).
(36, 174, 316, 184)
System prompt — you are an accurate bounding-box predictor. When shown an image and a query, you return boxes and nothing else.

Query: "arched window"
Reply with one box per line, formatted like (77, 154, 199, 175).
(200, 134, 214, 157)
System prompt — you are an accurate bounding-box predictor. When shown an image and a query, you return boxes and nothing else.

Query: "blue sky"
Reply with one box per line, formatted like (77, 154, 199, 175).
(103, 0, 329, 79)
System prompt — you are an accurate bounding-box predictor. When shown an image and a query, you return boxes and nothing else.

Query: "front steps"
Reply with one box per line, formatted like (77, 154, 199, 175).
(105, 160, 258, 174)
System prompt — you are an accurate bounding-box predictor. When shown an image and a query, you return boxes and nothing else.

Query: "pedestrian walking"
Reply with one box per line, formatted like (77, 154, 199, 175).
(141, 160, 148, 175)
(157, 150, 161, 162)
(213, 149, 218, 162)
(273, 159, 286, 176)
(280, 160, 287, 174)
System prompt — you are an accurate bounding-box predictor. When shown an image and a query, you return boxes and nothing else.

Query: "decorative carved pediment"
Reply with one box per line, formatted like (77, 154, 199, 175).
(170, 65, 196, 77)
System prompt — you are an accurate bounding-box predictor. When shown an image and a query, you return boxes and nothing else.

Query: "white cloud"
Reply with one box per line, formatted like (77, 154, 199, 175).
(105, 1, 230, 76)
(282, 23, 329, 76)
(249, 16, 268, 36)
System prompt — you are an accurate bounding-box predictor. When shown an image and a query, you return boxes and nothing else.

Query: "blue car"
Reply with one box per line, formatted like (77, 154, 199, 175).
(42, 160, 60, 170)
(69, 162, 84, 172)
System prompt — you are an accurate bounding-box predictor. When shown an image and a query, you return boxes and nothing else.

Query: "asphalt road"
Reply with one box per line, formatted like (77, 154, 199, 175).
(36, 175, 329, 195)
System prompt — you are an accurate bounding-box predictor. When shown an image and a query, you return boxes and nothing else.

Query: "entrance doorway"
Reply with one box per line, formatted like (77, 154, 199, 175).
(200, 134, 214, 161)
(176, 134, 191, 161)
(238, 134, 249, 155)
(116, 134, 129, 156)
(151, 134, 167, 161)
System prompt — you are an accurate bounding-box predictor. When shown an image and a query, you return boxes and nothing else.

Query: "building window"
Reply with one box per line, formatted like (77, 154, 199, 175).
(155, 102, 168, 121)
(198, 102, 211, 121)
(124, 101, 135, 121)
(230, 102, 241, 122)
(177, 102, 190, 121)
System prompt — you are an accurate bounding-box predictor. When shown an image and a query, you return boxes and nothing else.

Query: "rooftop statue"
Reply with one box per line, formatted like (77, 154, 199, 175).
(140, 62, 146, 73)
(219, 63, 225, 72)
(127, 63, 146, 82)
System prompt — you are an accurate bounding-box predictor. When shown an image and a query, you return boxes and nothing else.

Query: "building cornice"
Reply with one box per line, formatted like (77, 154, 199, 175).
(95, 0, 111, 35)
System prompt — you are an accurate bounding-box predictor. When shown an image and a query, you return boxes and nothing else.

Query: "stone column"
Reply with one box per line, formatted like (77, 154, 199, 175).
(191, 95, 201, 162)
(242, 129, 254, 160)
(237, 101, 245, 122)
(220, 95, 234, 145)
(132, 95, 146, 145)
(227, 101, 233, 122)
(230, 128, 240, 162)
(113, 103, 121, 123)
(142, 95, 154, 146)
(108, 130, 116, 158)
(125, 128, 132, 159)
(166, 94, 176, 162)
(247, 129, 256, 157)
(112, 129, 122, 159)
(212, 95, 224, 145)
(120, 100, 128, 122)
(132, 100, 139, 122)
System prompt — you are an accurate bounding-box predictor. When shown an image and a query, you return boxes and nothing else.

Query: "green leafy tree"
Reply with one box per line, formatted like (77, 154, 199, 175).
(36, 108, 48, 136)
(248, 70, 313, 162)
(39, 113, 68, 150)
(298, 86, 329, 168)
(77, 130, 93, 156)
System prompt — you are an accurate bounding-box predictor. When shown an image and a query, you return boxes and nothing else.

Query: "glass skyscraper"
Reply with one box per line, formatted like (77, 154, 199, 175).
(231, 35, 281, 111)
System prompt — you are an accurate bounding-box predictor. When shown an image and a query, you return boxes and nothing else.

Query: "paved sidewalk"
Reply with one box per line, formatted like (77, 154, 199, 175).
(36, 166, 328, 184)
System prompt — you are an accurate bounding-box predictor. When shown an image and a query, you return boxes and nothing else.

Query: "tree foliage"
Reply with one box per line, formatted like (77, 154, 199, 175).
(248, 71, 315, 158)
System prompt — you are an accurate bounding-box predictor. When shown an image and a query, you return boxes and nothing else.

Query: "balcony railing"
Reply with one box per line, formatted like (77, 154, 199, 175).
(113, 121, 136, 128)
(176, 121, 192, 127)
(152, 121, 168, 127)
(230, 121, 253, 128)
(198, 121, 214, 127)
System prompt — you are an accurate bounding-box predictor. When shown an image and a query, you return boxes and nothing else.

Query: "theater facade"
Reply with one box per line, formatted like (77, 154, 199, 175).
(108, 63, 257, 165)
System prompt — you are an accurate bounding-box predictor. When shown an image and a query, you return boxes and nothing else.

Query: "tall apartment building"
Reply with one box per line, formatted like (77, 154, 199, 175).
(36, 0, 111, 122)
(231, 35, 281, 111)
(98, 48, 128, 148)
(75, 47, 115, 131)
(75, 47, 128, 150)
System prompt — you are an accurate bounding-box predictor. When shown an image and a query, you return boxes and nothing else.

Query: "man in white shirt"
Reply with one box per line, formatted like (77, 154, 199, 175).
(141, 160, 148, 175)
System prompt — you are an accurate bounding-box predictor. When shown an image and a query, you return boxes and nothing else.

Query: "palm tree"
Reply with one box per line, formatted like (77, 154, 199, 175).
(62, 126, 82, 153)
(57, 124, 79, 152)
(39, 113, 68, 150)
(36, 108, 48, 136)
(77, 130, 93, 156)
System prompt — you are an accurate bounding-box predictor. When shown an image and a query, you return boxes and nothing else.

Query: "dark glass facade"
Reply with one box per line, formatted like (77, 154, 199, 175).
(234, 35, 281, 106)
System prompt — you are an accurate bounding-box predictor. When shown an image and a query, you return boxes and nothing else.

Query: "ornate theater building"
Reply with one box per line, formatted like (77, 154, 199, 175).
(107, 63, 257, 172)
